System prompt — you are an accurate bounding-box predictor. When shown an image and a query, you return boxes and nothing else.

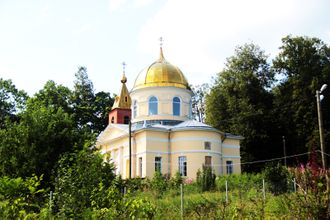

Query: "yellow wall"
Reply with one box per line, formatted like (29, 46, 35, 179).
(99, 126, 242, 179)
(130, 86, 193, 122)
(222, 139, 241, 174)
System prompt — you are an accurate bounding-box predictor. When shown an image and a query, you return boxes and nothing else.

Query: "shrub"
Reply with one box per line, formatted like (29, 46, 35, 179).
(196, 166, 216, 192)
(263, 162, 289, 195)
(0, 175, 45, 219)
(286, 160, 329, 219)
(170, 171, 183, 189)
(53, 150, 116, 217)
(150, 171, 168, 196)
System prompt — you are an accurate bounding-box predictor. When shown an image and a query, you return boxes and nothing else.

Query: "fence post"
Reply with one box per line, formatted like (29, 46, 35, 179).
(262, 179, 266, 201)
(293, 178, 297, 192)
(180, 183, 184, 220)
(225, 180, 228, 203)
(49, 191, 53, 217)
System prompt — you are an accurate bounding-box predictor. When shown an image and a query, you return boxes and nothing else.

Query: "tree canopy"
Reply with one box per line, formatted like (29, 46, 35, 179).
(206, 36, 330, 170)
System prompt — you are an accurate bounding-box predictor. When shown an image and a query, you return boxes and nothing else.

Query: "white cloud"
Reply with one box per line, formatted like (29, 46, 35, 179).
(75, 23, 93, 34)
(134, 0, 153, 8)
(109, 0, 126, 12)
(138, 0, 329, 86)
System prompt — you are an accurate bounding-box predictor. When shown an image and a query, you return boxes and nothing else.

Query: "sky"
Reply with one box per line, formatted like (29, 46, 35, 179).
(0, 0, 330, 96)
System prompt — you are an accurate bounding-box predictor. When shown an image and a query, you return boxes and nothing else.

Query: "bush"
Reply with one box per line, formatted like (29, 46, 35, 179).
(196, 166, 216, 192)
(0, 175, 45, 219)
(150, 171, 168, 197)
(53, 150, 116, 217)
(170, 171, 183, 189)
(263, 162, 289, 195)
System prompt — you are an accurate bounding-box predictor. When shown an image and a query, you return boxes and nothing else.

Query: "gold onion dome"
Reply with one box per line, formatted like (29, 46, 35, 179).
(132, 47, 189, 91)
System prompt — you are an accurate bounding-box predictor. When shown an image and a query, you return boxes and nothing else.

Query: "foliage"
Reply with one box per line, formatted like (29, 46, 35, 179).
(0, 78, 28, 127)
(191, 83, 209, 122)
(263, 162, 290, 195)
(205, 43, 277, 171)
(150, 171, 168, 197)
(0, 175, 45, 219)
(71, 66, 114, 133)
(170, 171, 183, 188)
(196, 166, 216, 192)
(0, 104, 78, 180)
(283, 158, 329, 219)
(272, 35, 330, 157)
(216, 173, 264, 192)
(53, 150, 116, 217)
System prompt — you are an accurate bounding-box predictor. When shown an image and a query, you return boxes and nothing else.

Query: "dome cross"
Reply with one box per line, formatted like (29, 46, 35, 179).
(122, 61, 126, 73)
(159, 37, 163, 48)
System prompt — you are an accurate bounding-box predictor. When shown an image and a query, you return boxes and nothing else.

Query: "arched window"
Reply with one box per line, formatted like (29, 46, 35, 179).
(111, 116, 114, 123)
(149, 96, 158, 115)
(173, 97, 180, 116)
(133, 100, 137, 118)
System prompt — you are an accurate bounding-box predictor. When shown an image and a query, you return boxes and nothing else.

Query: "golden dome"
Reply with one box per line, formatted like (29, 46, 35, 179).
(132, 48, 189, 91)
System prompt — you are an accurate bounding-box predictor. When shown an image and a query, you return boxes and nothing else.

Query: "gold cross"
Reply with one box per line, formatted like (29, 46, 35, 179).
(159, 37, 163, 47)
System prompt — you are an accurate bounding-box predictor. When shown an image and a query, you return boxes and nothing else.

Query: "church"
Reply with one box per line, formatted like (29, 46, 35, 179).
(96, 46, 242, 179)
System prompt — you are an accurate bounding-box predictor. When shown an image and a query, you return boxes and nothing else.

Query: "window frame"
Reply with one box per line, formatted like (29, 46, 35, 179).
(226, 161, 233, 174)
(155, 156, 162, 173)
(139, 157, 143, 177)
(133, 100, 137, 118)
(178, 156, 187, 176)
(189, 99, 192, 119)
(204, 141, 211, 150)
(148, 96, 158, 115)
(205, 156, 212, 167)
(172, 96, 181, 116)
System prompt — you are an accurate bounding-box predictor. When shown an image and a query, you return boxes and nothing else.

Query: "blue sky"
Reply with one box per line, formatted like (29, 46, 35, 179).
(1, 0, 330, 96)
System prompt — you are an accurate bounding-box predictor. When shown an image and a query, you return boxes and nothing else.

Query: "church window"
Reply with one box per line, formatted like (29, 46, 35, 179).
(178, 156, 187, 176)
(173, 97, 181, 116)
(139, 157, 143, 177)
(205, 156, 212, 167)
(149, 96, 158, 115)
(111, 116, 114, 123)
(155, 157, 162, 173)
(226, 161, 233, 174)
(125, 96, 128, 102)
(189, 99, 192, 119)
(204, 141, 211, 150)
(133, 100, 137, 118)
(124, 116, 130, 124)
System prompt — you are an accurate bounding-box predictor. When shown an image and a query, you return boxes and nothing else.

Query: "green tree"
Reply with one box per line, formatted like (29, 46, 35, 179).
(0, 104, 78, 180)
(196, 166, 216, 192)
(272, 36, 330, 159)
(94, 91, 114, 133)
(0, 175, 45, 219)
(71, 67, 114, 133)
(0, 78, 28, 127)
(0, 81, 80, 180)
(72, 66, 96, 131)
(191, 83, 209, 122)
(33, 80, 73, 113)
(54, 150, 116, 217)
(205, 43, 277, 171)
(263, 162, 289, 195)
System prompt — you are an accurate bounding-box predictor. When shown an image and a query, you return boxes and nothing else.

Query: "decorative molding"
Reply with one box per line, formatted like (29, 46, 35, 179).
(171, 137, 221, 143)
(123, 149, 223, 158)
(222, 144, 240, 149)
(134, 137, 222, 144)
(222, 155, 241, 159)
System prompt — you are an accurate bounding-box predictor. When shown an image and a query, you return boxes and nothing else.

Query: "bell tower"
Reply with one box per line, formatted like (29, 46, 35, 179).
(108, 62, 132, 124)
